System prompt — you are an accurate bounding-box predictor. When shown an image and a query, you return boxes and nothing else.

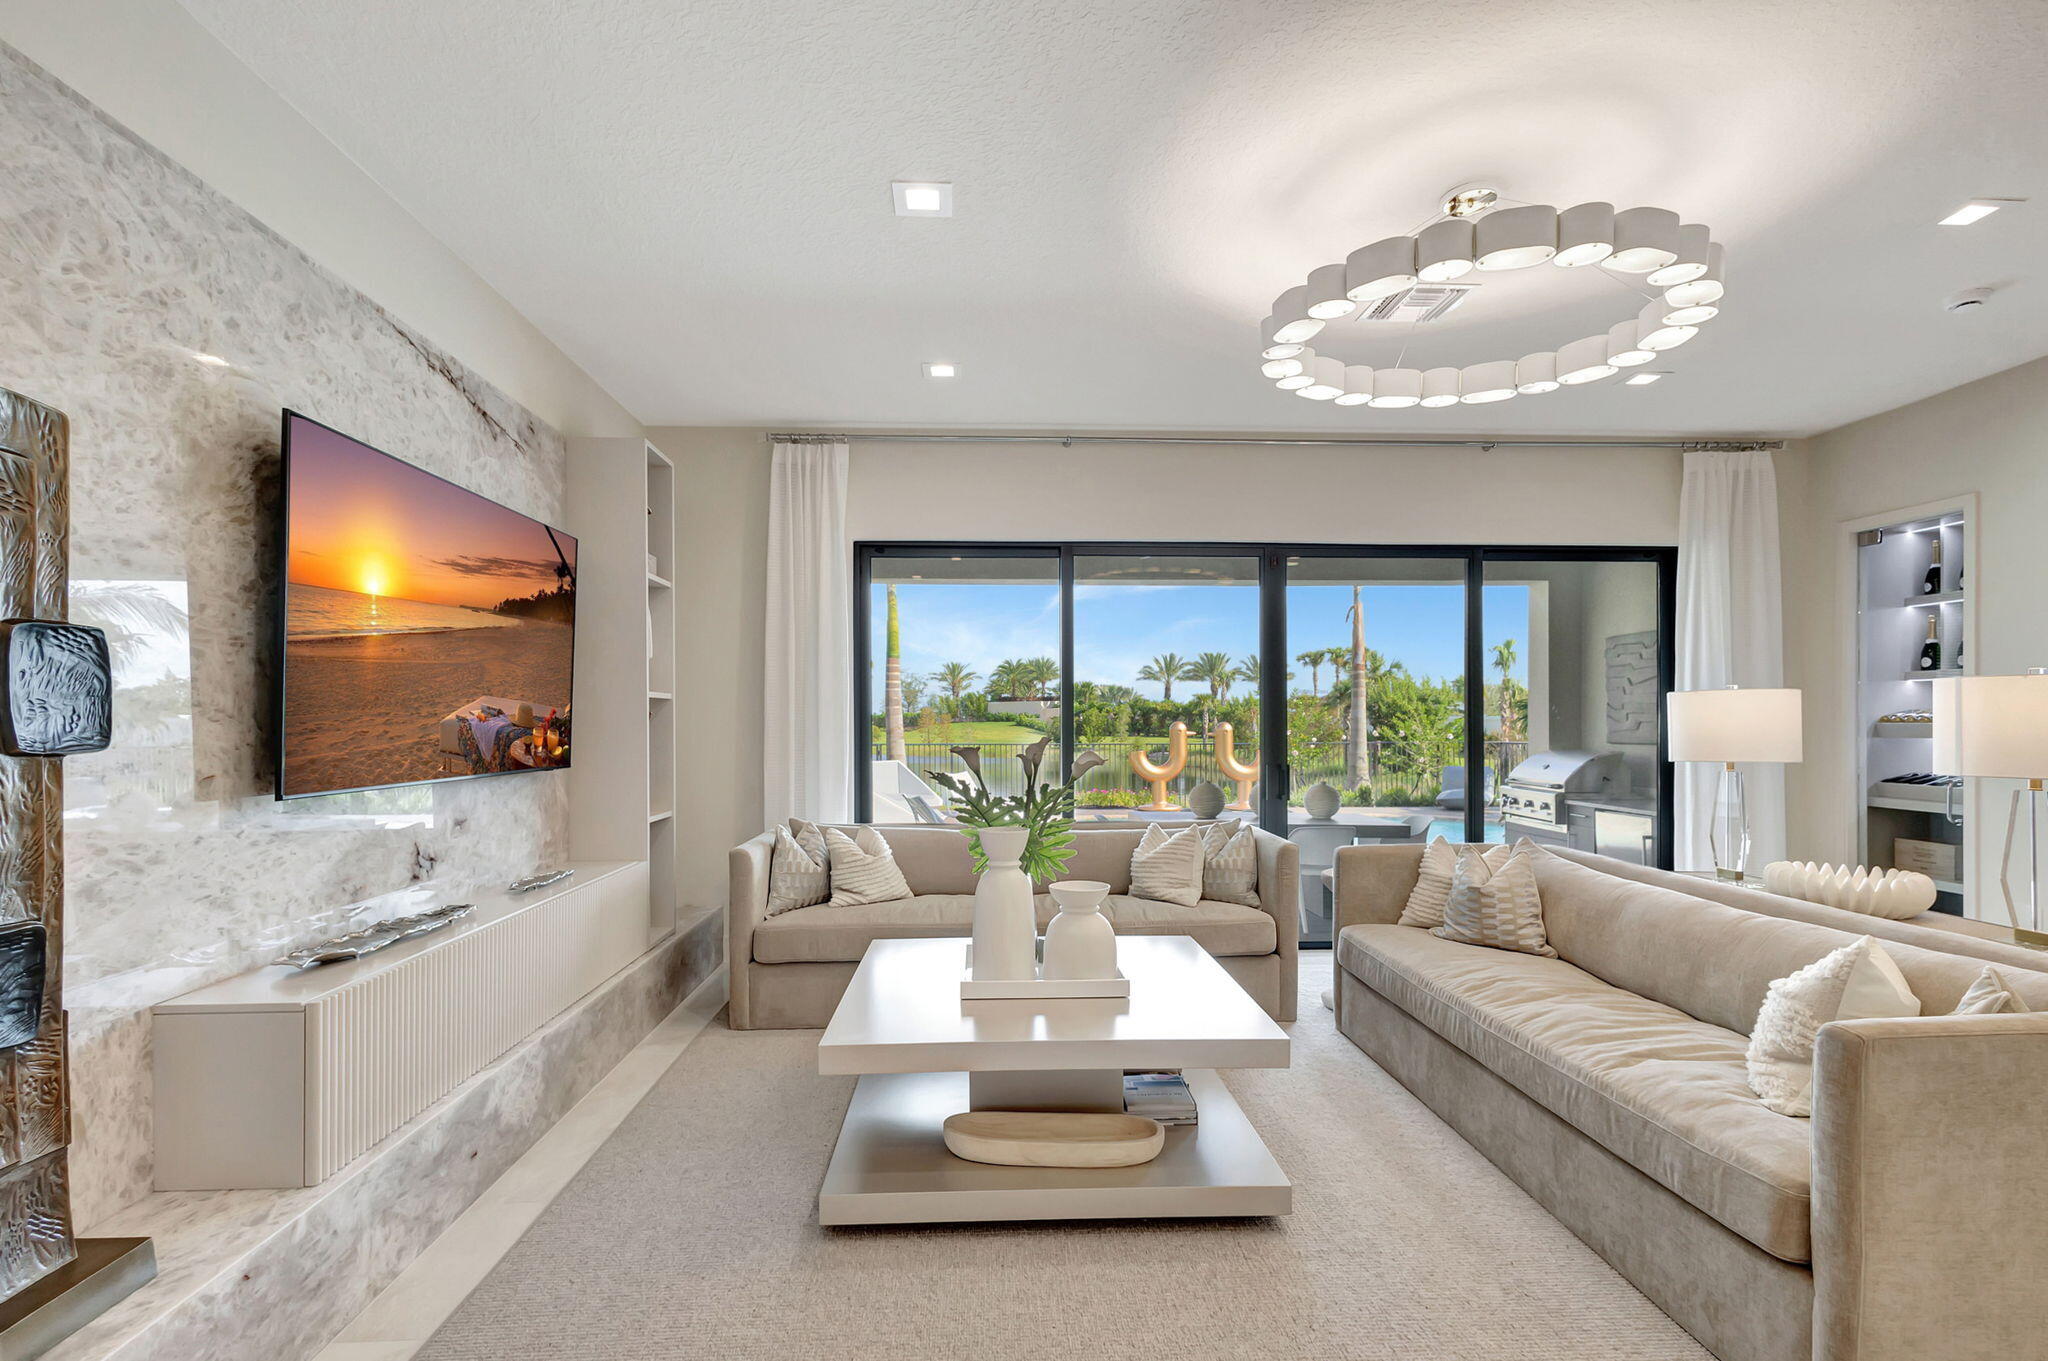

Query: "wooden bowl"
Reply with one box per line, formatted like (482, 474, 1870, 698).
(941, 1110, 1165, 1168)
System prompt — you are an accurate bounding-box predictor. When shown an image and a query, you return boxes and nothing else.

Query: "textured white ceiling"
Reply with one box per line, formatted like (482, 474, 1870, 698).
(175, 0, 2048, 436)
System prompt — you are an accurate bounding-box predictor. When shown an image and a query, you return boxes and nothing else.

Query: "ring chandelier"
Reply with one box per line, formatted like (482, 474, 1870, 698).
(1258, 196, 1725, 409)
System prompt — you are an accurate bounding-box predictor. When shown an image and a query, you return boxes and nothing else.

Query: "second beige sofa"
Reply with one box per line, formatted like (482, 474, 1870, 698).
(729, 823, 1299, 1028)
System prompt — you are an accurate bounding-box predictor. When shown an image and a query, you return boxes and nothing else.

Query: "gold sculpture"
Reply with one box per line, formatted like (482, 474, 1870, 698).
(1213, 722, 1259, 811)
(1128, 721, 1188, 811)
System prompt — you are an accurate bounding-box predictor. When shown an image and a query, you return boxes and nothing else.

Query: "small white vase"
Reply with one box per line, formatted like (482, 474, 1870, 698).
(1042, 880, 1116, 981)
(970, 826, 1037, 981)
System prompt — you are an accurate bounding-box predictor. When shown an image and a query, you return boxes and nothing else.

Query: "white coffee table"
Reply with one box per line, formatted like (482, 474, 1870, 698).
(815, 934, 1292, 1226)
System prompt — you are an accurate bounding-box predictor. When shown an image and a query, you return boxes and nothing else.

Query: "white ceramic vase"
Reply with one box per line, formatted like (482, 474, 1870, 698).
(1042, 880, 1116, 980)
(970, 826, 1037, 981)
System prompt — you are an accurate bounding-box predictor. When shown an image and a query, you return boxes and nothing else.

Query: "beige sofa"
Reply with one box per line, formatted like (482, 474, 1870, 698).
(1332, 842, 2048, 1361)
(728, 824, 1298, 1029)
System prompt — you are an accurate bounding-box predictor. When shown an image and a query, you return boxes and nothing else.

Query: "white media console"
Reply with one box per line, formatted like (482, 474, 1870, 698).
(152, 861, 648, 1190)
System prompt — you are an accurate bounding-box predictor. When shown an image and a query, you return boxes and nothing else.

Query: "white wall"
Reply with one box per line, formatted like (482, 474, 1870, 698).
(0, 0, 641, 438)
(1784, 354, 2048, 904)
(846, 440, 1682, 545)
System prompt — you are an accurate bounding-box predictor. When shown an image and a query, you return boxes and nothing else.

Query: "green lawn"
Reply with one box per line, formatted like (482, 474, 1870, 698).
(869, 720, 1045, 747)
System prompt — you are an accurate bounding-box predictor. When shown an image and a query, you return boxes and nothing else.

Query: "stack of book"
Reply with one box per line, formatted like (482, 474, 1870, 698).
(1123, 1071, 1198, 1126)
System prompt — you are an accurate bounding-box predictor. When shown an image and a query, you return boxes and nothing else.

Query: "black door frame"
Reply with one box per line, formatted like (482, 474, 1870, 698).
(854, 541, 1678, 868)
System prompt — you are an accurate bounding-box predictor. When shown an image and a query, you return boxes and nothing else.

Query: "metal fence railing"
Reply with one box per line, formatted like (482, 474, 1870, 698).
(873, 736, 1529, 809)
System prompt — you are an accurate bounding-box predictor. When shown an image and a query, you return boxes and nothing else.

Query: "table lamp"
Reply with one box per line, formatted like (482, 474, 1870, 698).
(1933, 670, 2048, 933)
(1666, 686, 1804, 880)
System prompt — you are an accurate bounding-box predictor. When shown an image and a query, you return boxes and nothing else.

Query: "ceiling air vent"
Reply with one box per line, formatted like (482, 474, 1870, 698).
(1356, 282, 1476, 324)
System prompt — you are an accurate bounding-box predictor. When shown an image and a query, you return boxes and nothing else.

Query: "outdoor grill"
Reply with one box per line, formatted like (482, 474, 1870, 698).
(1499, 750, 1625, 832)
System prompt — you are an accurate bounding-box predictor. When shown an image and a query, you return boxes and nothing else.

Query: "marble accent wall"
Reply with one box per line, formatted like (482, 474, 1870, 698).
(0, 43, 576, 1226)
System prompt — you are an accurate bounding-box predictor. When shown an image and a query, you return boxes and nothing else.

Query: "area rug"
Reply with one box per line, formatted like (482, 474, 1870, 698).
(417, 957, 1709, 1360)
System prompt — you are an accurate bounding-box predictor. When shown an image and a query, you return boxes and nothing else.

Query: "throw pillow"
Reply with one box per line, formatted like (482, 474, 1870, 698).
(1198, 821, 1262, 908)
(765, 819, 830, 915)
(825, 825, 914, 906)
(1745, 936, 1921, 1117)
(1129, 824, 1206, 908)
(1398, 837, 1459, 928)
(1431, 840, 1554, 957)
(1953, 966, 2031, 1015)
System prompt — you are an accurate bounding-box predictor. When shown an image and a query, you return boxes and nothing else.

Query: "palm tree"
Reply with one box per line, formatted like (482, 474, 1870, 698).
(1019, 656, 1060, 700)
(1138, 652, 1190, 702)
(1491, 638, 1520, 742)
(1345, 587, 1370, 787)
(1191, 651, 1236, 703)
(1094, 683, 1138, 704)
(989, 658, 1025, 698)
(1296, 648, 1327, 696)
(933, 661, 979, 711)
(884, 585, 905, 762)
(1233, 654, 1262, 688)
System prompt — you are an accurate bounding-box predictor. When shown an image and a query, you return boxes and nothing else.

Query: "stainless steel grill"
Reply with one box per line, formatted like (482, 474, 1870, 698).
(1499, 750, 1625, 831)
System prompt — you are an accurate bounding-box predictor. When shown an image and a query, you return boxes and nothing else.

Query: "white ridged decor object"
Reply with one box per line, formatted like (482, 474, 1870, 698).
(1761, 860, 1939, 921)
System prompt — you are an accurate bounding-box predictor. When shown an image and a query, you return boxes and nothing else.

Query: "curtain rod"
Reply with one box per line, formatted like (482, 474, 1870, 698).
(765, 433, 1782, 451)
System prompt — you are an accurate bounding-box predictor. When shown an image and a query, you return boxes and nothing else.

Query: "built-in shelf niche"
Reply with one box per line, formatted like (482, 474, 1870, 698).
(1851, 498, 1976, 915)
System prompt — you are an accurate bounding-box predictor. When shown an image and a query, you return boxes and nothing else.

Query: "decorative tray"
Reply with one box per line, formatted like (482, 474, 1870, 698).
(276, 902, 474, 970)
(960, 943, 1129, 1000)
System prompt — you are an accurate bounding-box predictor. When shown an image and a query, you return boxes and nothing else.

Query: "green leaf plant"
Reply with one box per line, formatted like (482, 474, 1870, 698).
(924, 738, 1108, 882)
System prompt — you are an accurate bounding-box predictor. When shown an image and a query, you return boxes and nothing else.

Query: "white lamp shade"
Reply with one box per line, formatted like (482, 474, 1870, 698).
(1515, 351, 1559, 393)
(1648, 224, 1713, 286)
(1419, 367, 1461, 407)
(1556, 334, 1618, 384)
(1666, 687, 1804, 763)
(1459, 359, 1519, 403)
(1554, 201, 1615, 267)
(1606, 320, 1656, 367)
(1662, 300, 1720, 326)
(1474, 204, 1558, 270)
(1664, 243, 1725, 307)
(1637, 299, 1698, 351)
(1415, 219, 1476, 282)
(1608, 206, 1680, 272)
(1333, 365, 1375, 405)
(1296, 355, 1346, 399)
(1933, 674, 2048, 778)
(1305, 262, 1357, 319)
(1366, 367, 1423, 407)
(1271, 284, 1325, 344)
(1261, 351, 1307, 379)
(1346, 236, 1418, 302)
(1260, 314, 1306, 360)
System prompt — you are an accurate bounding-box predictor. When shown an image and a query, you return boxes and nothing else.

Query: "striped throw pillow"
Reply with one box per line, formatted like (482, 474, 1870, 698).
(1129, 824, 1206, 907)
(825, 825, 914, 906)
(1199, 821, 1261, 907)
(1431, 839, 1554, 957)
(765, 819, 830, 915)
(1398, 838, 1510, 928)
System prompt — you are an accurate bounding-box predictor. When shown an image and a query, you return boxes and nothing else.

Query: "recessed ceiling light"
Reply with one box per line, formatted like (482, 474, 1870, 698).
(1624, 371, 1669, 386)
(1939, 198, 2023, 226)
(893, 181, 953, 217)
(922, 362, 957, 378)
(191, 351, 230, 366)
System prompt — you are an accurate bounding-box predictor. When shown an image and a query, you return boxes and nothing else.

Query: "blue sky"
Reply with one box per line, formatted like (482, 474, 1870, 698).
(872, 581, 1530, 700)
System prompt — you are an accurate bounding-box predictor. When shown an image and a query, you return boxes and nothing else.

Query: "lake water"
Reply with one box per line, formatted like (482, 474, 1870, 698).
(286, 582, 522, 640)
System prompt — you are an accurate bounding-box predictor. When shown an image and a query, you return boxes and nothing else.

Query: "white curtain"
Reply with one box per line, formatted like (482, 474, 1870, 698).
(1676, 448, 1787, 870)
(763, 440, 853, 827)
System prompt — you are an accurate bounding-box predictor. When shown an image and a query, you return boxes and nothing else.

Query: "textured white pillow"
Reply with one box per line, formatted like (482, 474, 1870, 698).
(1129, 824, 1206, 907)
(1198, 821, 1262, 907)
(765, 819, 830, 915)
(1398, 839, 1513, 928)
(1746, 936, 1921, 1117)
(825, 825, 914, 906)
(1953, 966, 2031, 1015)
(1431, 840, 1553, 957)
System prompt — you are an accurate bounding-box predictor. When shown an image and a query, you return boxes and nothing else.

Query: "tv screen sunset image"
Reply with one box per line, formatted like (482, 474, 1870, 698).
(279, 415, 576, 797)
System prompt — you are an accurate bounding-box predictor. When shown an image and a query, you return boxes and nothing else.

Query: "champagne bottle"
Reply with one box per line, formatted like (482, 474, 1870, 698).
(1921, 534, 1943, 595)
(1918, 612, 1941, 672)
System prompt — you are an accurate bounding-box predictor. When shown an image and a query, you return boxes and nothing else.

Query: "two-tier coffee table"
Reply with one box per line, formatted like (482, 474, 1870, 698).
(815, 934, 1292, 1226)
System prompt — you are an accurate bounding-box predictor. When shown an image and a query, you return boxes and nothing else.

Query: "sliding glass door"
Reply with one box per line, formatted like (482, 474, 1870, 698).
(855, 543, 1674, 941)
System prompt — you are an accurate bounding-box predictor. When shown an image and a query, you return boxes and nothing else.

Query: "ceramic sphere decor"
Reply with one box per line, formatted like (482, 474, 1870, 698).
(1258, 189, 1726, 411)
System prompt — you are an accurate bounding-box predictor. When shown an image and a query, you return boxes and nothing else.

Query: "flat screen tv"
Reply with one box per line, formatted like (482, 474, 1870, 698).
(276, 411, 576, 798)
